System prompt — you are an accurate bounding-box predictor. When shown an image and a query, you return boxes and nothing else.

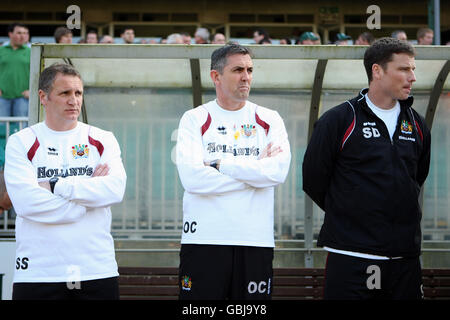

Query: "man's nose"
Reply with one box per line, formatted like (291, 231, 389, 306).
(67, 93, 78, 104)
(409, 70, 416, 83)
(241, 70, 251, 81)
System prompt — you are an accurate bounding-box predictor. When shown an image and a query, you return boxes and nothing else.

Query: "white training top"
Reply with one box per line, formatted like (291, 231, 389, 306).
(5, 122, 127, 283)
(176, 100, 291, 248)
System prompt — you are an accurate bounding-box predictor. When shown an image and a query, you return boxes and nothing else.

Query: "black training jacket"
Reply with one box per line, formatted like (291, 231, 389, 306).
(303, 88, 431, 258)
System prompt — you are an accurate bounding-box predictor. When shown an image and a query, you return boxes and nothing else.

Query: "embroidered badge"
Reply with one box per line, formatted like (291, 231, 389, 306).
(400, 120, 413, 135)
(72, 144, 89, 159)
(241, 124, 256, 138)
(181, 275, 192, 291)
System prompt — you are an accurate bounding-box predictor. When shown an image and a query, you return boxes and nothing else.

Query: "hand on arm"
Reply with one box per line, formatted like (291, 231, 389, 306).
(219, 112, 291, 188)
(53, 132, 126, 208)
(258, 142, 283, 160)
(38, 163, 111, 192)
(5, 134, 86, 224)
(177, 111, 249, 195)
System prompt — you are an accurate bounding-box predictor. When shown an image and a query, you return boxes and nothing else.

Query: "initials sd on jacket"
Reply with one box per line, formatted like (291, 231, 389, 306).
(303, 89, 431, 258)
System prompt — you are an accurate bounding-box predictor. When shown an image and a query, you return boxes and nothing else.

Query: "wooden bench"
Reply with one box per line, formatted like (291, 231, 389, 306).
(118, 267, 450, 300)
(422, 269, 450, 299)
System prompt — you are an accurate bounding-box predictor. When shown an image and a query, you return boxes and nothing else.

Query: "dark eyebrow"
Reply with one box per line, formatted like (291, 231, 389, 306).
(232, 66, 253, 71)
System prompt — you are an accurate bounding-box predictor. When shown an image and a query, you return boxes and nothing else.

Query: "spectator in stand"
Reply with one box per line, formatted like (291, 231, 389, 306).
(54, 26, 73, 44)
(296, 32, 319, 45)
(335, 33, 352, 45)
(181, 32, 192, 44)
(0, 23, 30, 119)
(121, 27, 135, 44)
(212, 33, 226, 44)
(279, 37, 292, 45)
(313, 33, 322, 45)
(258, 37, 272, 45)
(194, 28, 210, 44)
(417, 28, 434, 45)
(253, 28, 269, 44)
(166, 33, 184, 44)
(3, 25, 30, 48)
(99, 35, 115, 44)
(355, 32, 374, 45)
(86, 30, 98, 44)
(392, 30, 408, 41)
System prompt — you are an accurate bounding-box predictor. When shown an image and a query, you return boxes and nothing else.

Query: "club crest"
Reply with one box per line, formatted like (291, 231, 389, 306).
(400, 120, 413, 135)
(72, 144, 89, 159)
(181, 275, 192, 291)
(241, 124, 256, 138)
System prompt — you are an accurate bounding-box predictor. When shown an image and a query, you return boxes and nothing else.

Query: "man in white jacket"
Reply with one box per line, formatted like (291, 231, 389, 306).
(176, 43, 291, 299)
(4, 63, 126, 299)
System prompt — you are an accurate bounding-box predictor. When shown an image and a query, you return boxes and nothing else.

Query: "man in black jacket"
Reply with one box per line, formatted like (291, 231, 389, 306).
(303, 38, 431, 299)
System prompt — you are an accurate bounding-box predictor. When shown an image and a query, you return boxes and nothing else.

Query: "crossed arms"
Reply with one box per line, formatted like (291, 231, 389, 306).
(176, 111, 291, 195)
(4, 132, 126, 224)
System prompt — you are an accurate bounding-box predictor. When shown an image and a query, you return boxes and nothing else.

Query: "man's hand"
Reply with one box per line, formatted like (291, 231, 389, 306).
(0, 170, 12, 212)
(38, 181, 51, 191)
(22, 90, 30, 99)
(38, 164, 110, 192)
(204, 160, 221, 170)
(258, 142, 283, 160)
(0, 191, 12, 213)
(92, 163, 110, 177)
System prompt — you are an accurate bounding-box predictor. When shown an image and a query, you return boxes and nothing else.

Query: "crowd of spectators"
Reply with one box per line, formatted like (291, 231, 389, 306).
(0, 23, 448, 129)
(2, 24, 448, 47)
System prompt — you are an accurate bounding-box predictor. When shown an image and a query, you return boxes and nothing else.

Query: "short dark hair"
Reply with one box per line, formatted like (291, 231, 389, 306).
(391, 30, 406, 39)
(54, 26, 72, 43)
(363, 37, 415, 83)
(254, 28, 269, 38)
(7, 23, 27, 33)
(121, 26, 134, 34)
(359, 32, 375, 44)
(211, 43, 252, 74)
(39, 63, 82, 95)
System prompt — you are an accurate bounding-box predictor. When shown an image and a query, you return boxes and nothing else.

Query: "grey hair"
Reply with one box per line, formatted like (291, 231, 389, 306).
(38, 63, 82, 95)
(166, 33, 183, 44)
(210, 43, 252, 74)
(195, 27, 210, 42)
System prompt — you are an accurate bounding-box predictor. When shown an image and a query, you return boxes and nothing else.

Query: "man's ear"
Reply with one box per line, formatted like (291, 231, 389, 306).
(38, 89, 47, 106)
(210, 70, 220, 86)
(371, 63, 383, 81)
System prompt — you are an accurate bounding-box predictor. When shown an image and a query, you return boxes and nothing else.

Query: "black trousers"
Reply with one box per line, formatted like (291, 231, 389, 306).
(323, 252, 423, 300)
(179, 244, 273, 300)
(12, 276, 120, 300)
